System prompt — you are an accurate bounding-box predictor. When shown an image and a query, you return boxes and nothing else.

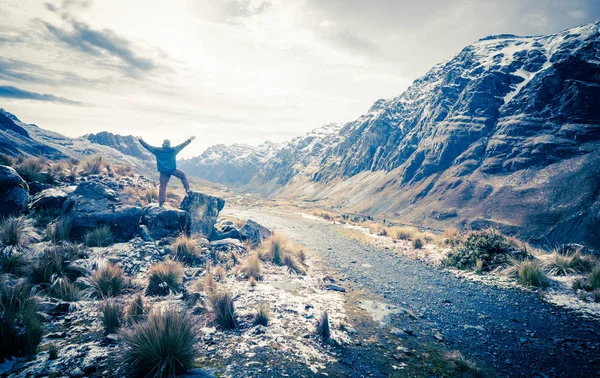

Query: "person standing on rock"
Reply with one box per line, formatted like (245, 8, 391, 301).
(135, 136, 195, 207)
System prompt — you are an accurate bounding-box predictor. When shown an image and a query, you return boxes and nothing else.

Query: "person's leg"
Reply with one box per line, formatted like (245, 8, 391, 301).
(172, 169, 191, 192)
(158, 172, 171, 206)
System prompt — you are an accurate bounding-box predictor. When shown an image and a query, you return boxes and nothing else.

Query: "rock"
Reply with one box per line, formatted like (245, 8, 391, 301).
(209, 238, 246, 254)
(211, 224, 242, 241)
(179, 191, 225, 238)
(29, 187, 73, 212)
(180, 368, 219, 378)
(140, 204, 191, 239)
(326, 284, 346, 293)
(239, 219, 271, 246)
(0, 165, 28, 216)
(27, 180, 52, 195)
(62, 181, 143, 241)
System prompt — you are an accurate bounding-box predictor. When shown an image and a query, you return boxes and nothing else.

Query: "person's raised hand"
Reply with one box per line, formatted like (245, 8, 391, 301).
(190, 136, 196, 141)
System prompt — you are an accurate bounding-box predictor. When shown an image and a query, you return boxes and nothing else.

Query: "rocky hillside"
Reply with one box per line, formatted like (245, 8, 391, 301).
(0, 109, 153, 173)
(185, 22, 600, 249)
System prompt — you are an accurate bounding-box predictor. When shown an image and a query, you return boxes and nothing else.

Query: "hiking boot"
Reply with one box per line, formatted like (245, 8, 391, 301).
(159, 202, 164, 207)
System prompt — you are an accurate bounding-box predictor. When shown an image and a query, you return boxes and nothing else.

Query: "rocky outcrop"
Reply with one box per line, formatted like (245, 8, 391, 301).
(239, 219, 271, 246)
(180, 192, 225, 238)
(0, 165, 29, 216)
(140, 204, 191, 239)
(86, 131, 153, 160)
(0, 110, 66, 159)
(29, 187, 74, 212)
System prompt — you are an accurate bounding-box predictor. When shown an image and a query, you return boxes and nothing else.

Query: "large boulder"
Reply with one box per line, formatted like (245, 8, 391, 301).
(140, 204, 191, 240)
(180, 191, 225, 238)
(62, 181, 143, 241)
(239, 219, 271, 246)
(29, 187, 75, 212)
(211, 219, 242, 241)
(0, 165, 28, 216)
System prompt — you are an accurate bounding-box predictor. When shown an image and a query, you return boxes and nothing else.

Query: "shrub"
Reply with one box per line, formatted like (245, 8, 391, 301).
(91, 262, 126, 298)
(0, 216, 39, 248)
(146, 260, 184, 296)
(412, 238, 424, 249)
(126, 294, 147, 323)
(316, 311, 330, 340)
(446, 229, 525, 271)
(0, 278, 44, 359)
(121, 307, 197, 377)
(244, 254, 262, 281)
(210, 290, 236, 329)
(84, 225, 114, 247)
(254, 303, 269, 326)
(507, 259, 549, 288)
(171, 235, 199, 265)
(81, 155, 105, 175)
(590, 266, 600, 291)
(31, 243, 86, 285)
(16, 157, 46, 182)
(101, 300, 122, 335)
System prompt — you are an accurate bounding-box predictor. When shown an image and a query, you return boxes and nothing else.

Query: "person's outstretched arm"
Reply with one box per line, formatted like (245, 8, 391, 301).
(135, 136, 158, 154)
(174, 136, 196, 154)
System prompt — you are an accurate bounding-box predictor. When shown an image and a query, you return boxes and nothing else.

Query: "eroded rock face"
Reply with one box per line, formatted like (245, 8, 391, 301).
(140, 204, 191, 240)
(179, 191, 225, 238)
(0, 165, 28, 216)
(62, 181, 143, 241)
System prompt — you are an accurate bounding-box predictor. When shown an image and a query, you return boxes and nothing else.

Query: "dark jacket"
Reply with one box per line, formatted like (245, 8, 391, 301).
(139, 138, 191, 173)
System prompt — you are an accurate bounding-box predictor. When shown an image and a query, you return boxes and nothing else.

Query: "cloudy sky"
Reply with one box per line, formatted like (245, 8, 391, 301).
(1, 0, 598, 157)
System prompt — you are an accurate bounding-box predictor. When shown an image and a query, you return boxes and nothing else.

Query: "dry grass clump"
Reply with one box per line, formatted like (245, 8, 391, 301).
(31, 243, 86, 286)
(48, 343, 58, 360)
(0, 216, 39, 248)
(258, 233, 306, 275)
(542, 250, 596, 276)
(121, 307, 197, 378)
(47, 216, 73, 243)
(214, 266, 226, 281)
(171, 235, 200, 265)
(367, 222, 388, 236)
(444, 351, 483, 377)
(474, 259, 484, 275)
(443, 226, 462, 247)
(146, 260, 184, 296)
(49, 276, 84, 302)
(254, 303, 270, 326)
(16, 157, 47, 182)
(90, 262, 126, 298)
(202, 272, 217, 295)
(412, 237, 424, 249)
(125, 294, 147, 323)
(101, 299, 122, 335)
(143, 187, 159, 204)
(0, 153, 15, 167)
(0, 278, 44, 359)
(81, 155, 105, 175)
(506, 259, 550, 288)
(209, 290, 236, 329)
(316, 311, 330, 340)
(244, 254, 262, 280)
(84, 225, 114, 247)
(0, 252, 29, 276)
(390, 226, 419, 241)
(590, 266, 600, 291)
(114, 164, 135, 177)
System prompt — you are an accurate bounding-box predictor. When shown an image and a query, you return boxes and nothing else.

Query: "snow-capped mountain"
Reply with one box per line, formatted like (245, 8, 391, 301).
(185, 22, 600, 248)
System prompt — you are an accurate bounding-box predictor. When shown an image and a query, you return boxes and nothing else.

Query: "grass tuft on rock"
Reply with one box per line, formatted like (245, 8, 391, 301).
(84, 225, 114, 247)
(0, 216, 39, 248)
(121, 307, 197, 378)
(0, 278, 44, 359)
(101, 299, 122, 335)
(209, 290, 236, 329)
(81, 155, 105, 175)
(146, 260, 184, 296)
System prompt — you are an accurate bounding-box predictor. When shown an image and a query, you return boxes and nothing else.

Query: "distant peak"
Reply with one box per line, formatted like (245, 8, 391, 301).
(0, 108, 21, 122)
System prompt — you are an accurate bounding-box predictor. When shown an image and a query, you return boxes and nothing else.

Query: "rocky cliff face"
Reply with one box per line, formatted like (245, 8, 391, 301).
(86, 131, 153, 160)
(185, 22, 600, 248)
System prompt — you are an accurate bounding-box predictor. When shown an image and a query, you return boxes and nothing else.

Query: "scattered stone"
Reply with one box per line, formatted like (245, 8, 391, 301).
(326, 284, 346, 293)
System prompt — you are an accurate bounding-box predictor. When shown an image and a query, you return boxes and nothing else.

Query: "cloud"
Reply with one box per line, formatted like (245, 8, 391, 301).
(0, 85, 84, 105)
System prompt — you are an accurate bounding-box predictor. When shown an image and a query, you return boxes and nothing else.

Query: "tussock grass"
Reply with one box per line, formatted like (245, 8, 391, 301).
(244, 254, 262, 281)
(590, 266, 600, 291)
(171, 235, 200, 265)
(316, 311, 330, 340)
(209, 290, 236, 329)
(0, 216, 39, 248)
(390, 226, 419, 241)
(0, 252, 29, 276)
(0, 153, 15, 167)
(84, 225, 114, 247)
(81, 155, 105, 175)
(48, 344, 58, 360)
(0, 278, 44, 359)
(412, 237, 424, 249)
(444, 351, 483, 377)
(91, 262, 126, 298)
(258, 233, 306, 275)
(126, 294, 147, 323)
(542, 250, 596, 276)
(16, 157, 46, 182)
(282, 252, 306, 275)
(47, 216, 73, 243)
(143, 187, 159, 204)
(121, 307, 197, 378)
(49, 276, 84, 302)
(202, 272, 217, 295)
(101, 299, 122, 335)
(214, 266, 226, 281)
(254, 303, 269, 326)
(146, 260, 184, 296)
(114, 164, 134, 177)
(31, 243, 86, 285)
(444, 226, 462, 246)
(506, 259, 550, 288)
(474, 258, 484, 275)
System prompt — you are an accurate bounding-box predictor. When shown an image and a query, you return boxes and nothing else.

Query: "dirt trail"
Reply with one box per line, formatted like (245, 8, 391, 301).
(227, 206, 600, 378)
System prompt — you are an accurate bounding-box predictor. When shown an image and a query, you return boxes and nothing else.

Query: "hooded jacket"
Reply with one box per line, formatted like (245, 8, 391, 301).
(139, 138, 191, 173)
